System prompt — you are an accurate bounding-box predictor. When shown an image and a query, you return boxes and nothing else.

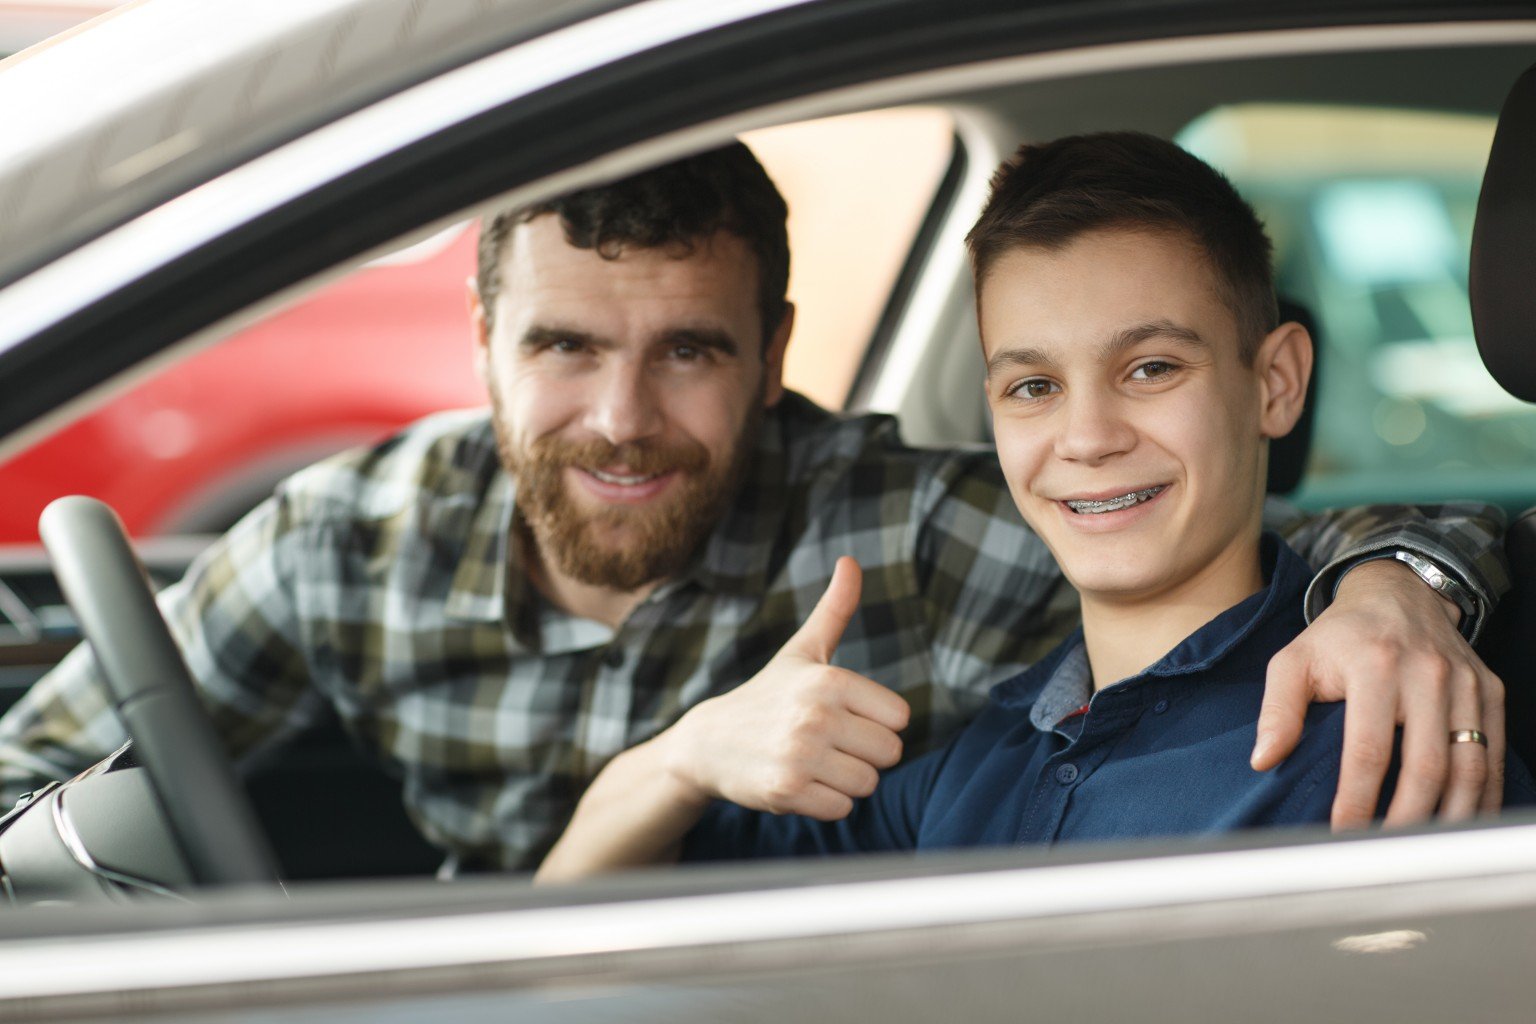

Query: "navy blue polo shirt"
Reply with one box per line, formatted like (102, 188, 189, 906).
(684, 536, 1536, 860)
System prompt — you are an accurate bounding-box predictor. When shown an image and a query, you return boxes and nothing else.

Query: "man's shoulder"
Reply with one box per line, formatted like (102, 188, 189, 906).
(774, 392, 1009, 501)
(278, 407, 500, 523)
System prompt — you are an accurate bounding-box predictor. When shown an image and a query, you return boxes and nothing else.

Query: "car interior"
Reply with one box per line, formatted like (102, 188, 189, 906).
(1, 22, 1535, 897)
(1464, 59, 1536, 775)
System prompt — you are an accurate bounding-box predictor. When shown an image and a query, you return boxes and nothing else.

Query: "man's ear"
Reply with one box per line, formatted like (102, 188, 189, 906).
(762, 302, 795, 408)
(1255, 320, 1313, 439)
(467, 277, 491, 385)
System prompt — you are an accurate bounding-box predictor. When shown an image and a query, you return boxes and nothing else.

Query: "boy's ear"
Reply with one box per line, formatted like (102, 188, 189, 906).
(1255, 320, 1313, 440)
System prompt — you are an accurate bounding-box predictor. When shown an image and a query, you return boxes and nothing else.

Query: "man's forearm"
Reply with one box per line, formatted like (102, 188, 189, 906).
(1267, 498, 1509, 633)
(0, 643, 127, 809)
(1334, 558, 1462, 629)
(1255, 515, 1509, 825)
(535, 734, 711, 883)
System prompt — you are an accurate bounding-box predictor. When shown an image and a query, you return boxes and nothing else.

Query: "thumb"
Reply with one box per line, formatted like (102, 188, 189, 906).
(783, 556, 862, 663)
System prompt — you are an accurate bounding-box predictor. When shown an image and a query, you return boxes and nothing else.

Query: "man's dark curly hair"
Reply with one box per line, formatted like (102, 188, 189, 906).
(477, 142, 790, 347)
(966, 131, 1276, 362)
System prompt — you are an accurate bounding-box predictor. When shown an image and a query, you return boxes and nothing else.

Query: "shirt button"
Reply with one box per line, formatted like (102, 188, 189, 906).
(1153, 699, 1170, 714)
(1055, 763, 1079, 785)
(603, 647, 624, 668)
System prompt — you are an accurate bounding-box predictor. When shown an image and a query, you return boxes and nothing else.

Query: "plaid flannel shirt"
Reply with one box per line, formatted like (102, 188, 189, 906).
(0, 393, 1509, 871)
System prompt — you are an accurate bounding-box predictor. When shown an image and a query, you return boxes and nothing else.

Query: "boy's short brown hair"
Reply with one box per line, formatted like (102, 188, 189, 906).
(966, 131, 1276, 360)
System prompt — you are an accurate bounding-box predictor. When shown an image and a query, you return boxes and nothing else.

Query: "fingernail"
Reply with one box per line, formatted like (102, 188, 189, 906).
(1251, 732, 1272, 767)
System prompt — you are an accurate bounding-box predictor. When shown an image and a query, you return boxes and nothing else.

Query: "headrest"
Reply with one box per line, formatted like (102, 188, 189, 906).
(1471, 63, 1536, 401)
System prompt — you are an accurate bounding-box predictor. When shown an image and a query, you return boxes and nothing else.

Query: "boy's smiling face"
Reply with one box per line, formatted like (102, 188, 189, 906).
(979, 226, 1305, 607)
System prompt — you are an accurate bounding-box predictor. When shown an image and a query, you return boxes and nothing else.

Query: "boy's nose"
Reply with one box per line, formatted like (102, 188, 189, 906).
(1053, 391, 1136, 465)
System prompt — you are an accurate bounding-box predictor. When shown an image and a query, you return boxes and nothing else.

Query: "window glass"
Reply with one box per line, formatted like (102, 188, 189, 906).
(0, 107, 955, 543)
(1178, 105, 1533, 511)
(745, 108, 955, 410)
(0, 222, 486, 545)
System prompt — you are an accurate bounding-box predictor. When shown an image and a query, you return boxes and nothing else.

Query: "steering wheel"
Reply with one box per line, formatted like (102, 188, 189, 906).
(38, 496, 281, 889)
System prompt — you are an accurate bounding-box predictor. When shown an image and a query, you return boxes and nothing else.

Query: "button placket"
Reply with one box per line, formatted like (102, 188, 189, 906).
(575, 633, 635, 780)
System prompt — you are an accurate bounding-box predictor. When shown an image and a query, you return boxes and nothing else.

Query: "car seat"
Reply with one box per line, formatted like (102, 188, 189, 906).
(1467, 61, 1536, 769)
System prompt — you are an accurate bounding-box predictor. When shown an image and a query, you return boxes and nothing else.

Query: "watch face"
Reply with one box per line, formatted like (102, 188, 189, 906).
(1395, 551, 1477, 625)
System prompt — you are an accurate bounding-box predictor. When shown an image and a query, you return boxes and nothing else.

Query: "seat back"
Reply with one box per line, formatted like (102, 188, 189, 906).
(1479, 511, 1536, 769)
(1468, 62, 1536, 768)
(1472, 63, 1536, 402)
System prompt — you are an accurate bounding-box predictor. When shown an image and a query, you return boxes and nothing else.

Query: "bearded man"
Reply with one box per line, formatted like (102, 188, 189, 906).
(0, 143, 1512, 874)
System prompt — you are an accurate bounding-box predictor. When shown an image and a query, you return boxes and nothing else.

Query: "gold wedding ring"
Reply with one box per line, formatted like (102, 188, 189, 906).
(1450, 729, 1488, 747)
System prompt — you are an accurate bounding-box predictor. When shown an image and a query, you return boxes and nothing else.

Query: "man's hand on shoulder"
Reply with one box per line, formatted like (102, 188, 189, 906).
(659, 556, 910, 821)
(1253, 557, 1505, 830)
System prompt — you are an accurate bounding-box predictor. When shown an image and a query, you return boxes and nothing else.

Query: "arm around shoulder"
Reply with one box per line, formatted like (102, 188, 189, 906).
(1268, 497, 1509, 627)
(1257, 501, 1512, 828)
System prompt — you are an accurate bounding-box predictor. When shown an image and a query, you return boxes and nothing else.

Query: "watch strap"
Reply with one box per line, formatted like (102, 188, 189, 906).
(1388, 549, 1482, 640)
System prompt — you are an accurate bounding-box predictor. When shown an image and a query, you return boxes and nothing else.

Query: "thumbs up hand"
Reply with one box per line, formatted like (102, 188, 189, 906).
(662, 557, 911, 821)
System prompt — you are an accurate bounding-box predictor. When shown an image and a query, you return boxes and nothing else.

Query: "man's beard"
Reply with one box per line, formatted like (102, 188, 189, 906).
(491, 395, 762, 592)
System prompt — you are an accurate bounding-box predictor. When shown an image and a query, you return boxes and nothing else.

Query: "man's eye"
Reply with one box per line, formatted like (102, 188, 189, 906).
(670, 343, 707, 362)
(548, 337, 585, 354)
(1130, 360, 1176, 381)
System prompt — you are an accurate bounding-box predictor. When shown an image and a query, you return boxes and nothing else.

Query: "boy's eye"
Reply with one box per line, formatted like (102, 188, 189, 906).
(1130, 360, 1176, 380)
(1007, 378, 1058, 400)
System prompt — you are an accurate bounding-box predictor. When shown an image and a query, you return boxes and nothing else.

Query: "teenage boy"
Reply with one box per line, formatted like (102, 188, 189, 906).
(536, 133, 1532, 879)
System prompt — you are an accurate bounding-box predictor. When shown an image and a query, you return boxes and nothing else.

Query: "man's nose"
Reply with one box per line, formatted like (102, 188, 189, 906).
(1052, 390, 1136, 465)
(584, 360, 665, 446)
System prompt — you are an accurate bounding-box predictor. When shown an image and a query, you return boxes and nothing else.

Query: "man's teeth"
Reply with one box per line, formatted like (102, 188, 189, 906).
(1065, 486, 1164, 514)
(589, 469, 660, 486)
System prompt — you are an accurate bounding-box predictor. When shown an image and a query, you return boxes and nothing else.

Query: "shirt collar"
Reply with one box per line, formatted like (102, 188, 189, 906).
(681, 396, 797, 598)
(995, 533, 1309, 723)
(444, 436, 519, 625)
(1141, 533, 1306, 679)
(446, 465, 616, 653)
(1025, 640, 1093, 732)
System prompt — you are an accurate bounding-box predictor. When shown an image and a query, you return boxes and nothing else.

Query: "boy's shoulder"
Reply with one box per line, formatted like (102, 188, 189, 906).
(1281, 701, 1536, 818)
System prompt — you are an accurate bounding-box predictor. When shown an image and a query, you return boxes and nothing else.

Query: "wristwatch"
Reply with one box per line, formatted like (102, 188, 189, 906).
(1390, 549, 1482, 636)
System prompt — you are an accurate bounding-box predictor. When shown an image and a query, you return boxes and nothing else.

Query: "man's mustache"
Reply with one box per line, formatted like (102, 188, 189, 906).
(524, 437, 710, 476)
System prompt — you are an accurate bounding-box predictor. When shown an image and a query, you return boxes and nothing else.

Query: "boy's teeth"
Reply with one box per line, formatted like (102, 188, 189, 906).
(1065, 486, 1164, 514)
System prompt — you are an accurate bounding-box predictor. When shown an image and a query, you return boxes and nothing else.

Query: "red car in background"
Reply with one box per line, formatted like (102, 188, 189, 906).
(0, 222, 484, 541)
(0, 3, 485, 543)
